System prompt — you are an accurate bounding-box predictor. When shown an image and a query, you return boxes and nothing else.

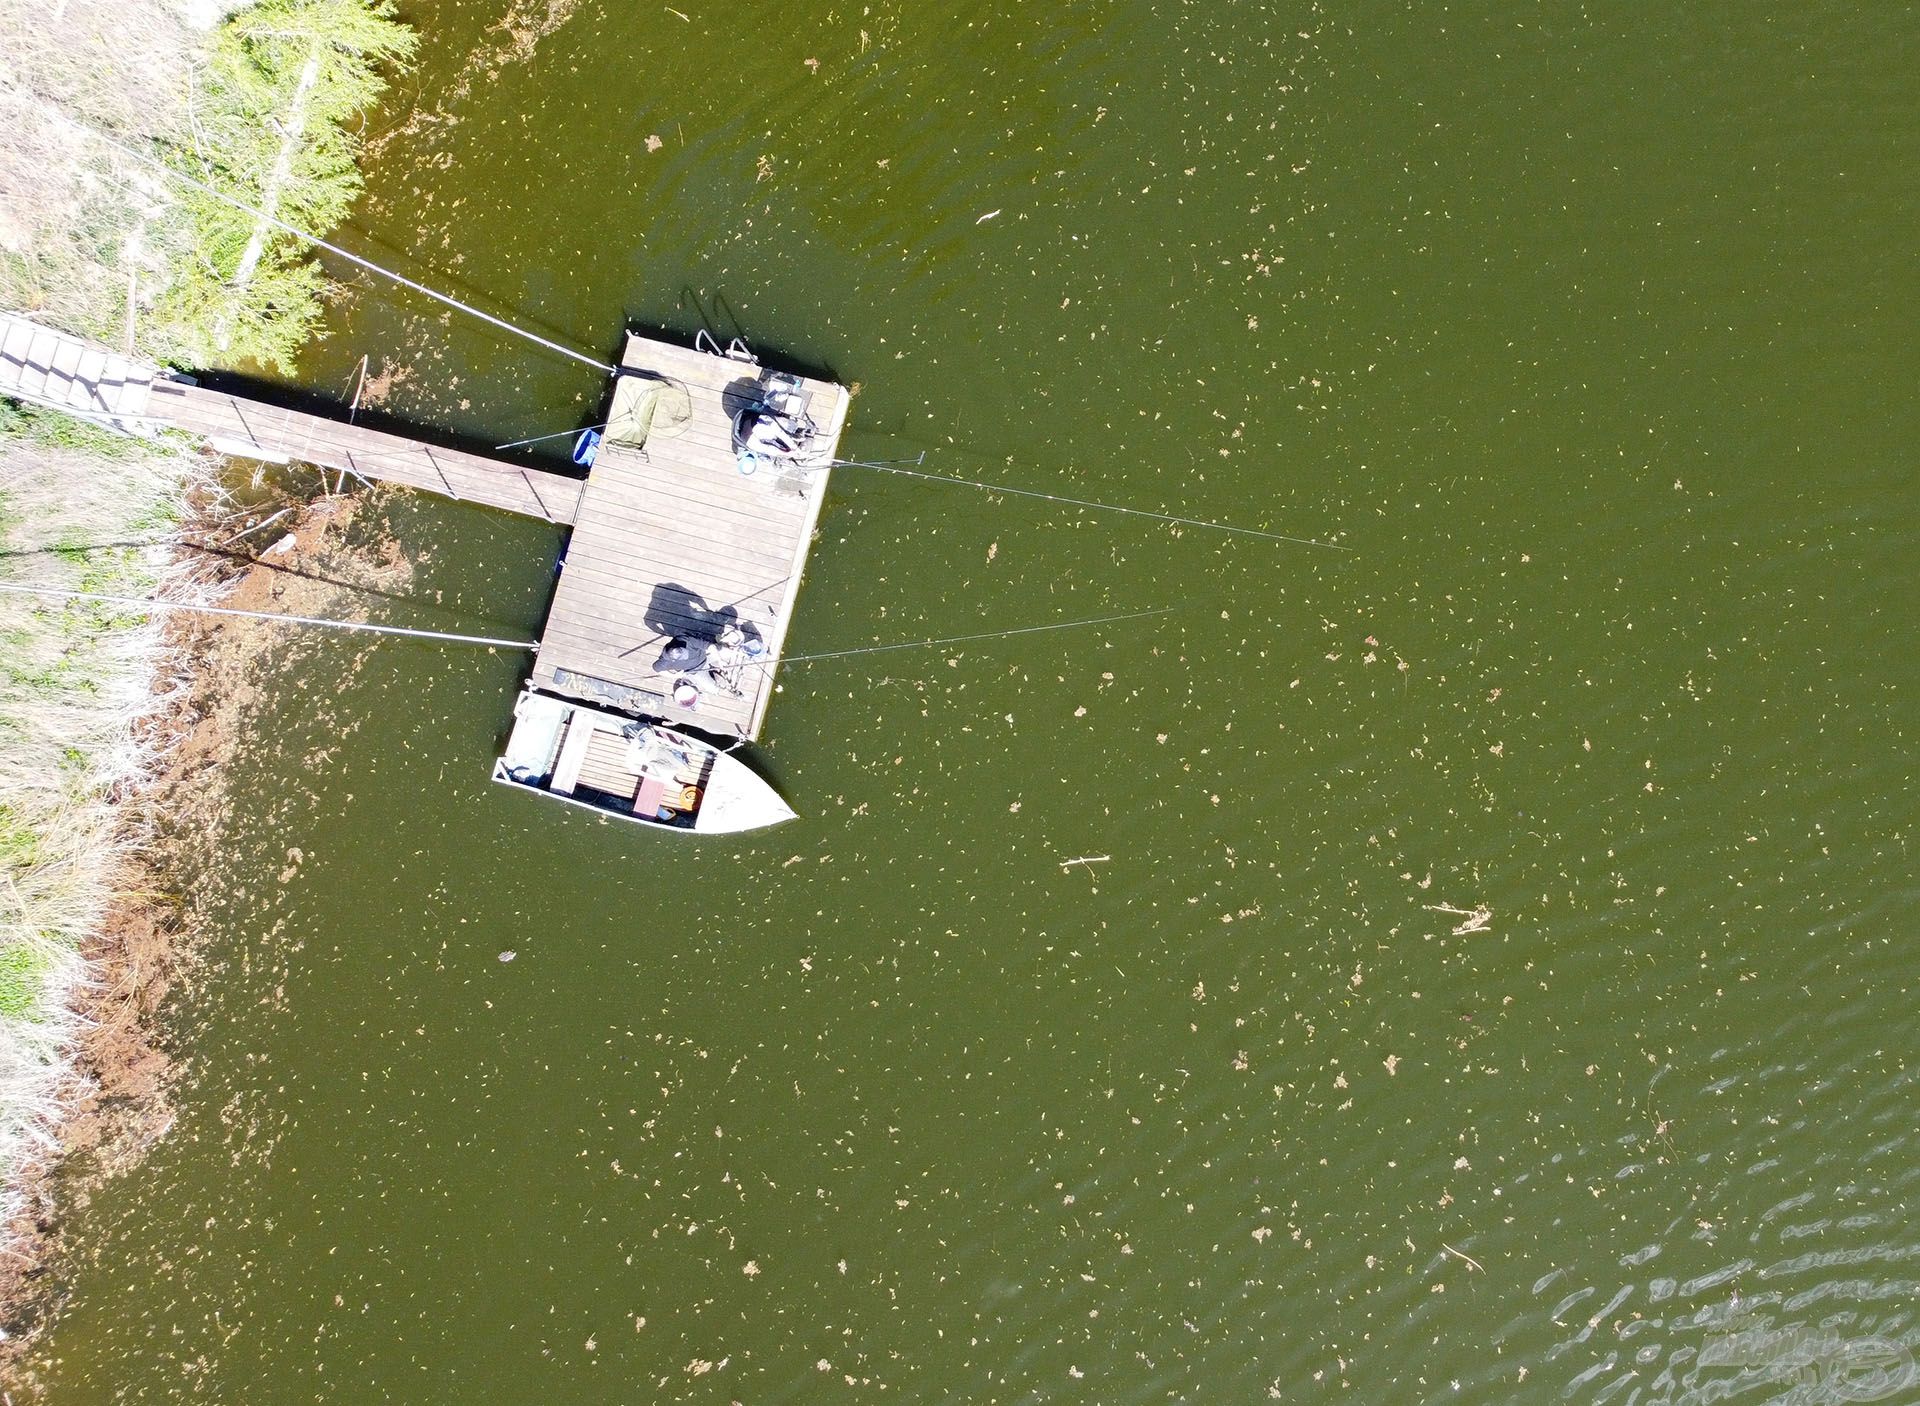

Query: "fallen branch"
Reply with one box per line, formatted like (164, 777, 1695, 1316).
(1440, 1242, 1483, 1272)
(1425, 902, 1492, 935)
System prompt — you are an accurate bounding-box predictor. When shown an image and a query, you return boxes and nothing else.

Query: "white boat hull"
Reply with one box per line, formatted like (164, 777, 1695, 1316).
(690, 748, 799, 833)
(492, 688, 795, 833)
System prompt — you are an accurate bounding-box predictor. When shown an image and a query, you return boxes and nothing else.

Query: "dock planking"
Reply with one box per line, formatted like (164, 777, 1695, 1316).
(530, 332, 849, 741)
(0, 311, 155, 424)
(147, 380, 584, 525)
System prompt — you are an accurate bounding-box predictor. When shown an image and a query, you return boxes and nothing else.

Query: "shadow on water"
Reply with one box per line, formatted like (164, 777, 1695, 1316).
(674, 285, 748, 346)
(618, 308, 843, 387)
(188, 368, 593, 479)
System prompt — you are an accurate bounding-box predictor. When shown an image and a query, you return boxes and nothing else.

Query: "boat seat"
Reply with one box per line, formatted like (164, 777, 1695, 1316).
(550, 715, 594, 795)
(634, 774, 669, 818)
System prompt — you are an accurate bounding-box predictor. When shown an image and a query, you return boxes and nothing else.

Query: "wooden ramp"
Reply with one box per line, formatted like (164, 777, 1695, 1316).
(0, 311, 156, 426)
(531, 332, 850, 740)
(147, 380, 584, 525)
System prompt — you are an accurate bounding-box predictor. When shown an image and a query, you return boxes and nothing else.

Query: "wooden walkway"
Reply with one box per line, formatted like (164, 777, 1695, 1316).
(3, 308, 850, 743)
(0, 311, 156, 426)
(147, 379, 584, 525)
(1, 309, 583, 525)
(530, 332, 849, 740)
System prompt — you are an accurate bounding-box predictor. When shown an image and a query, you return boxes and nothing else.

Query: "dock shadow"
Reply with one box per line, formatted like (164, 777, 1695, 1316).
(626, 582, 770, 661)
(722, 375, 766, 419)
(621, 308, 843, 387)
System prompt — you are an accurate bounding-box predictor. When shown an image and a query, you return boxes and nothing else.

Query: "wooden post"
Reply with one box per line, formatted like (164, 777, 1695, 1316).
(123, 269, 138, 357)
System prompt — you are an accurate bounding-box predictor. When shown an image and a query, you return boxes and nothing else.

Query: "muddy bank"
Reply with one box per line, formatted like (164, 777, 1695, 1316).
(0, 485, 409, 1368)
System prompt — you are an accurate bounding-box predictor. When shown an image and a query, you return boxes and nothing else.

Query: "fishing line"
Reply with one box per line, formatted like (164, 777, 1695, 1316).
(0, 581, 535, 649)
(1, 89, 616, 375)
(832, 457, 1347, 550)
(755, 605, 1176, 666)
(496, 420, 610, 451)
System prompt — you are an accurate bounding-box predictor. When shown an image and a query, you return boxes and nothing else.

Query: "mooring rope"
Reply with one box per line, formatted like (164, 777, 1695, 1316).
(2, 89, 616, 376)
(754, 604, 1177, 666)
(833, 457, 1348, 550)
(0, 581, 535, 649)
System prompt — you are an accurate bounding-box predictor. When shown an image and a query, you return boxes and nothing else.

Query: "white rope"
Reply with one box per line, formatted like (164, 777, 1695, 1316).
(0, 581, 535, 649)
(754, 605, 1176, 666)
(836, 458, 1348, 550)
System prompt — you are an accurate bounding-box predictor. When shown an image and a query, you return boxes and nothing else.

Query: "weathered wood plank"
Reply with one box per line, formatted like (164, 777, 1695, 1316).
(529, 331, 848, 740)
(148, 381, 583, 525)
(19, 331, 58, 398)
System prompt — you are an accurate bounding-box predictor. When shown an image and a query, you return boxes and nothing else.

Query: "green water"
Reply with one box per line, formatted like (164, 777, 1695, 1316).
(22, 3, 1919, 1401)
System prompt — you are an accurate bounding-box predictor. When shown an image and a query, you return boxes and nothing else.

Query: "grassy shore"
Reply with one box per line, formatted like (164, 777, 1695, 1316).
(0, 0, 412, 1326)
(1, 0, 411, 369)
(0, 406, 205, 1224)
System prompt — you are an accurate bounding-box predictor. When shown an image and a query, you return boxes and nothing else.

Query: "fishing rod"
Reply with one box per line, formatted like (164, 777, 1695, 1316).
(2, 584, 1163, 661)
(2, 90, 616, 375)
(496, 420, 609, 451)
(829, 455, 1346, 550)
(749, 604, 1176, 667)
(828, 453, 930, 470)
(0, 582, 535, 649)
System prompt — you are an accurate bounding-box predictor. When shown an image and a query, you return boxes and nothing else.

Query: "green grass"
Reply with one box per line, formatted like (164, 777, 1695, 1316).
(0, 400, 149, 460)
(151, 0, 416, 370)
(0, 803, 40, 871)
(0, 947, 51, 1021)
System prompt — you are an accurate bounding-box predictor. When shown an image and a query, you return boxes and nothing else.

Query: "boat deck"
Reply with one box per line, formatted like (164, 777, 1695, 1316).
(530, 332, 849, 740)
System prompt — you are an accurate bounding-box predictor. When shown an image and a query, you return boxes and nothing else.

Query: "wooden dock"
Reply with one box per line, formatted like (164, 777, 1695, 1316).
(147, 379, 584, 525)
(0, 309, 582, 524)
(530, 332, 849, 740)
(0, 311, 156, 427)
(4, 308, 850, 744)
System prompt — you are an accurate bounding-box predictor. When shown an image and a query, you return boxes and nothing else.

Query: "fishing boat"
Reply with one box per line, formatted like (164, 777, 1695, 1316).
(491, 688, 796, 833)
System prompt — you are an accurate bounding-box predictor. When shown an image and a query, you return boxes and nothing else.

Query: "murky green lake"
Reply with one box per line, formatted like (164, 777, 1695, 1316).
(24, 2, 1918, 1400)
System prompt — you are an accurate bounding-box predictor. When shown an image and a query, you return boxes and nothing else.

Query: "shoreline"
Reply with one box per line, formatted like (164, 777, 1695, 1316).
(0, 485, 405, 1367)
(0, 0, 414, 1368)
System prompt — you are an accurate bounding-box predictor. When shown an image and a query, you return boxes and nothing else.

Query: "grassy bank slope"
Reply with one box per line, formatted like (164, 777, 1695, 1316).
(0, 406, 203, 1219)
(0, 0, 412, 1266)
(1, 0, 412, 370)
